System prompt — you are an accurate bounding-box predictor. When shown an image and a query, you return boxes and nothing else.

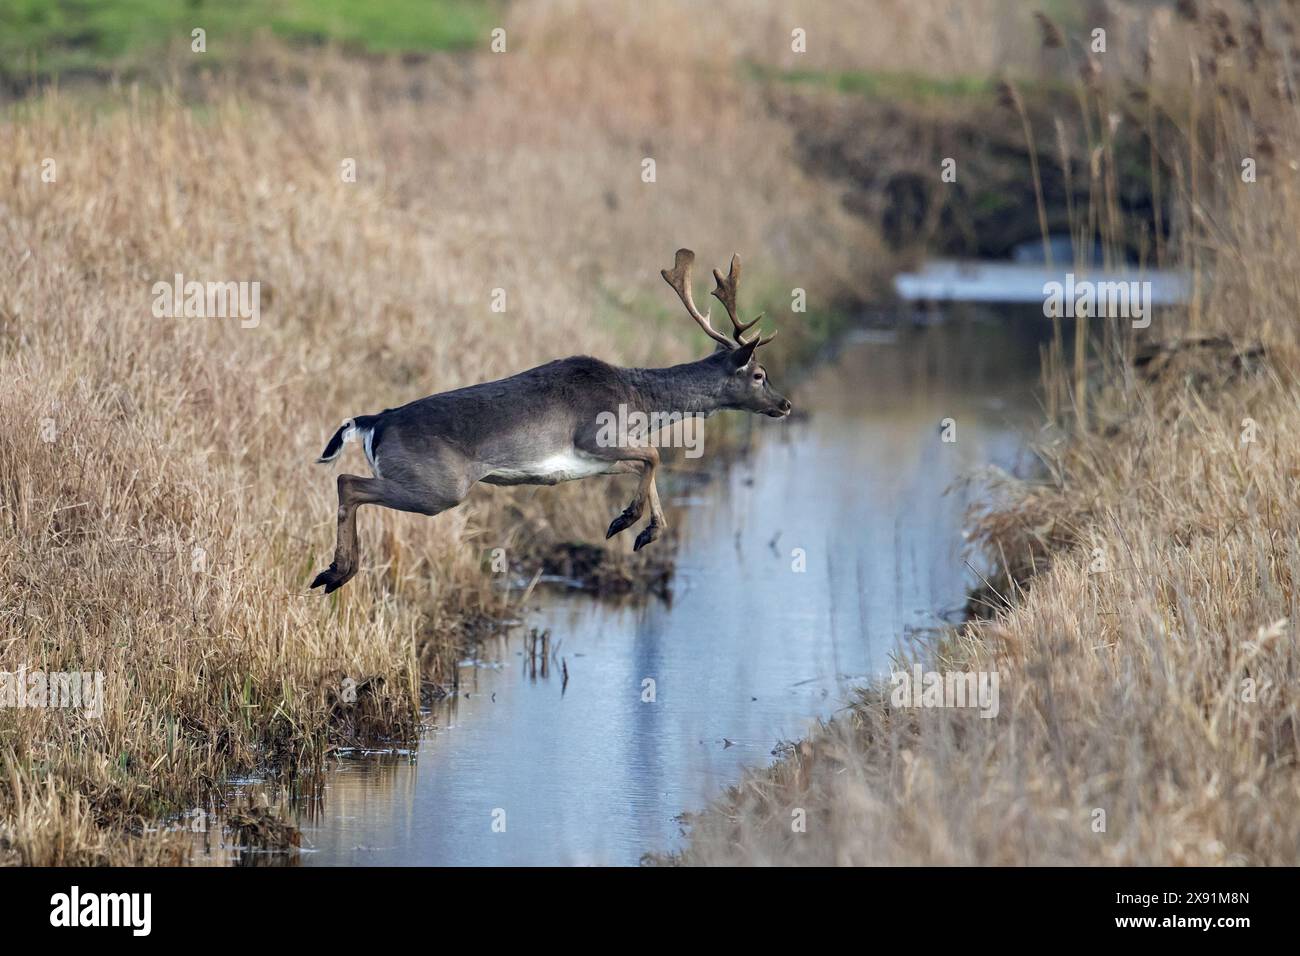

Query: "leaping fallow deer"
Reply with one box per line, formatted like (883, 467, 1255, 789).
(310, 249, 792, 594)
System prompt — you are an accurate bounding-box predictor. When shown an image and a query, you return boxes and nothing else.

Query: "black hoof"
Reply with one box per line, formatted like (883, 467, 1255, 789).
(633, 525, 661, 552)
(606, 509, 640, 539)
(310, 564, 350, 594)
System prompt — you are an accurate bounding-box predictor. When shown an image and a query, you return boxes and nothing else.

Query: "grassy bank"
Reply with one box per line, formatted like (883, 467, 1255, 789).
(0, 1, 880, 864)
(676, 3, 1300, 865)
(0, 0, 500, 87)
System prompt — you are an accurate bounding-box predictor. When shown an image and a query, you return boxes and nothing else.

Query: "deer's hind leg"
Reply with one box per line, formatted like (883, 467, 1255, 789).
(311, 468, 469, 594)
(311, 474, 388, 594)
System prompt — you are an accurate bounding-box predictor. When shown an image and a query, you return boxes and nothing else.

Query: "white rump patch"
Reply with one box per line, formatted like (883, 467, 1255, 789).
(319, 418, 380, 474)
(362, 427, 381, 477)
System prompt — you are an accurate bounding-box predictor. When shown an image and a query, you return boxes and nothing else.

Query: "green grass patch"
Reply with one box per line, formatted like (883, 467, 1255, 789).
(0, 0, 500, 84)
(748, 62, 997, 103)
(746, 62, 1082, 110)
(267, 0, 496, 53)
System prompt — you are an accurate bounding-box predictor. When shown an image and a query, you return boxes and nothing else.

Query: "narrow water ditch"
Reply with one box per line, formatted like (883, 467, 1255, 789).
(203, 309, 1049, 865)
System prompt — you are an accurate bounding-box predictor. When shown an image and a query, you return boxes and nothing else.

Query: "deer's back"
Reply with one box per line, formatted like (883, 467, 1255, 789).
(370, 355, 634, 463)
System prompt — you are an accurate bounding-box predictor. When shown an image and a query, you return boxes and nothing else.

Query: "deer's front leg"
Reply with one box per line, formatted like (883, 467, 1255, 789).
(632, 469, 666, 552)
(603, 449, 665, 548)
(605, 471, 645, 539)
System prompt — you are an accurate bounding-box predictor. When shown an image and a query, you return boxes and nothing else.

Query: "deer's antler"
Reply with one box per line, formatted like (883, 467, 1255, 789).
(661, 249, 735, 349)
(711, 255, 759, 342)
(663, 249, 777, 350)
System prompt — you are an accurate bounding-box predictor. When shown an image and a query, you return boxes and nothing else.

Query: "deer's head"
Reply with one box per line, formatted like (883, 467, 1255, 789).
(661, 248, 792, 419)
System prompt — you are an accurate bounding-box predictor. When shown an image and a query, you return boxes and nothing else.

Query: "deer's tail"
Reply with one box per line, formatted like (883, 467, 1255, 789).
(316, 415, 380, 464)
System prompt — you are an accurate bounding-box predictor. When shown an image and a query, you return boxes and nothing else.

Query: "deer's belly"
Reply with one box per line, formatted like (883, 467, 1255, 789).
(481, 452, 615, 486)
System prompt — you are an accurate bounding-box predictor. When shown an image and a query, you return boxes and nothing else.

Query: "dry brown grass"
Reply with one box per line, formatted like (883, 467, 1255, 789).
(678, 2, 1300, 866)
(509, 0, 1040, 79)
(0, 1, 879, 864)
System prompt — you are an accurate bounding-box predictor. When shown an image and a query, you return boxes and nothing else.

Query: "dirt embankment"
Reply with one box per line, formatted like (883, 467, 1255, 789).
(770, 81, 1170, 264)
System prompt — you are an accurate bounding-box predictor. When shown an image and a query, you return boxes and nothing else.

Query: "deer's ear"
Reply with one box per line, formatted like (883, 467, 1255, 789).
(728, 339, 759, 369)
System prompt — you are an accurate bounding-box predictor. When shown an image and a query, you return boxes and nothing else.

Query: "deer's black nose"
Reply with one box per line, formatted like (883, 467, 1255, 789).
(779, 399, 792, 414)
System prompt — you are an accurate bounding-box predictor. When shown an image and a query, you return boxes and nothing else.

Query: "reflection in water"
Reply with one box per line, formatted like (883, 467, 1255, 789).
(222, 313, 1047, 866)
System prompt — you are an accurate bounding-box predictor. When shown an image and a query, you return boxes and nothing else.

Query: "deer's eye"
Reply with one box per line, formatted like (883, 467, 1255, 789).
(752, 371, 764, 382)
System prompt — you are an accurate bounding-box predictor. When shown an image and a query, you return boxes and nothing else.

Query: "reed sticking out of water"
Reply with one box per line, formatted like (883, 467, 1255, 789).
(997, 78, 1055, 274)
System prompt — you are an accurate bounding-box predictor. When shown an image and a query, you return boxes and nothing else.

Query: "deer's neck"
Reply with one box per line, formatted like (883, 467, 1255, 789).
(624, 360, 723, 418)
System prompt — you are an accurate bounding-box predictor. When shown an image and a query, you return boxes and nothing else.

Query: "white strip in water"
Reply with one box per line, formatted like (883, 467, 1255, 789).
(893, 259, 1190, 305)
